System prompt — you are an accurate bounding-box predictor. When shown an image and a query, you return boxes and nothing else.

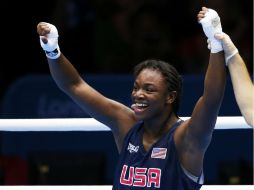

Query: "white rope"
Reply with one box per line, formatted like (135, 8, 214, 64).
(1, 185, 253, 190)
(0, 116, 251, 132)
(0, 118, 108, 132)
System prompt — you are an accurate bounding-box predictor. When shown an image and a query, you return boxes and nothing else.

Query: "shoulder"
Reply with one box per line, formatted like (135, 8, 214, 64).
(115, 120, 142, 153)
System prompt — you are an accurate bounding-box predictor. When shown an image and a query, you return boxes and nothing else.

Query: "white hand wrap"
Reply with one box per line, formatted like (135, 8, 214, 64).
(39, 23, 61, 59)
(200, 9, 223, 53)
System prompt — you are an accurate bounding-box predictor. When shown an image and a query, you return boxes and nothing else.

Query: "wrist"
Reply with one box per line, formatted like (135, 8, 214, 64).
(225, 48, 238, 65)
(45, 45, 61, 59)
(210, 39, 223, 53)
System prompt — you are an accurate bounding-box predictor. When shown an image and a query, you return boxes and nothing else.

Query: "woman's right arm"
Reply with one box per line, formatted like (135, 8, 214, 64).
(37, 22, 137, 150)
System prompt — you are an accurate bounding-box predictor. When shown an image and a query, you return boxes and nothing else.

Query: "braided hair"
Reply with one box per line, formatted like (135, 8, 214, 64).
(133, 59, 183, 116)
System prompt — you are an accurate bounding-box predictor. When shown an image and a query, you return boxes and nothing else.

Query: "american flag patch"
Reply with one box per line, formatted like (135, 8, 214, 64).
(151, 148, 167, 159)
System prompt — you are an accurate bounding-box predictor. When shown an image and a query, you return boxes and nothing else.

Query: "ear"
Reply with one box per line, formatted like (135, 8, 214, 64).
(166, 91, 177, 104)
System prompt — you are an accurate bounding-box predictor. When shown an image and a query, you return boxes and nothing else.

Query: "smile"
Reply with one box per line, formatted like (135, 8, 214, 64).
(131, 103, 148, 113)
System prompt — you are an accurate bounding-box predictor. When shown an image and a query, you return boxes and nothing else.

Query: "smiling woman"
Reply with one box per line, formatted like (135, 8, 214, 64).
(131, 59, 181, 120)
(35, 7, 240, 190)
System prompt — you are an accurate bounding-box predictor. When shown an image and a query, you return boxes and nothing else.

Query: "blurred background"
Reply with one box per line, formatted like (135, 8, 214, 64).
(0, 0, 253, 186)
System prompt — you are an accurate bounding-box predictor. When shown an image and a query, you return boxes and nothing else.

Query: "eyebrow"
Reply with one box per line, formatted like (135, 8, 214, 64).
(134, 81, 157, 86)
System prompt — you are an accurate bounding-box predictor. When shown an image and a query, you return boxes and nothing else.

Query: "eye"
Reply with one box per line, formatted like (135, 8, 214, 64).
(145, 86, 155, 93)
(132, 84, 138, 91)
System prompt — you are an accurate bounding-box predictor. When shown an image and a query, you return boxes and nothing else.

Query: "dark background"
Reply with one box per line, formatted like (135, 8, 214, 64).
(0, 0, 253, 186)
(1, 0, 253, 100)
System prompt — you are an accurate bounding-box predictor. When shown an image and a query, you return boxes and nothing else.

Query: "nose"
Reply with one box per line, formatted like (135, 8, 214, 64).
(132, 89, 145, 99)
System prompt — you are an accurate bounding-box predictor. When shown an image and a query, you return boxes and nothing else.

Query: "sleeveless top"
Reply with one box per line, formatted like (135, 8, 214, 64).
(112, 119, 203, 190)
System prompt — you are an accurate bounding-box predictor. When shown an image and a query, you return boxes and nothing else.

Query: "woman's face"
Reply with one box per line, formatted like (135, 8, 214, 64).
(131, 68, 171, 120)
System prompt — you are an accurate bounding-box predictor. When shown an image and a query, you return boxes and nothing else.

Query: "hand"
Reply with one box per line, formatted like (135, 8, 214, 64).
(215, 33, 238, 65)
(37, 22, 61, 59)
(198, 7, 223, 53)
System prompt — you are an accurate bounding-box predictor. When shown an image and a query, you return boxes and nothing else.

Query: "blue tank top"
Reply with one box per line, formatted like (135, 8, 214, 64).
(113, 119, 203, 190)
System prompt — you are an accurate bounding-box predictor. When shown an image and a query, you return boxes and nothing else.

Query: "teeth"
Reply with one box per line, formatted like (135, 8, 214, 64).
(131, 103, 148, 111)
(135, 103, 148, 107)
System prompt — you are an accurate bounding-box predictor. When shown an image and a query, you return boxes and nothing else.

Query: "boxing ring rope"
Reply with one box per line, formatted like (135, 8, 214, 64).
(0, 116, 252, 190)
(0, 116, 252, 131)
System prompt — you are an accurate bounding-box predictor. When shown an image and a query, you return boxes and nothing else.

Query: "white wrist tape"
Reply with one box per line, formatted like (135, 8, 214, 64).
(39, 23, 61, 59)
(225, 48, 238, 65)
(210, 39, 223, 53)
(44, 45, 61, 59)
(200, 9, 223, 53)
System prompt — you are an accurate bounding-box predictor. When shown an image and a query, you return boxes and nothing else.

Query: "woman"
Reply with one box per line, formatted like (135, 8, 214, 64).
(37, 7, 225, 190)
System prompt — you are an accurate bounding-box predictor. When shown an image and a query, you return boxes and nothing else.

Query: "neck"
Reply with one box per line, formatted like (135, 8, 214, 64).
(143, 113, 178, 139)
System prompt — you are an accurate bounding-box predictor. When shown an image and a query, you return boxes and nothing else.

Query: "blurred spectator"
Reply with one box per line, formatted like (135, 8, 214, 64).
(28, 0, 252, 75)
(51, 0, 96, 72)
